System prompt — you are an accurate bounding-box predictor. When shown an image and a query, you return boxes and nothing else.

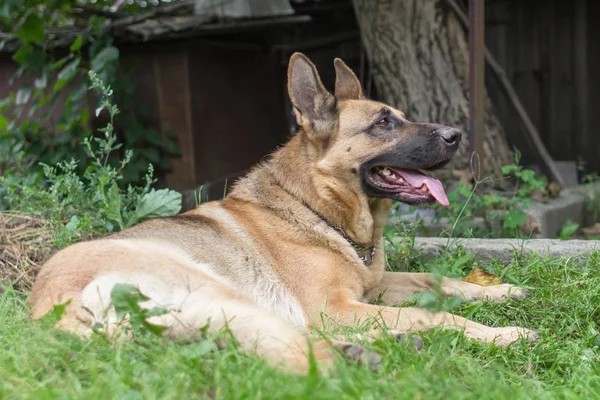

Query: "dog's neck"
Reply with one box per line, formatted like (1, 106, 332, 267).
(259, 133, 393, 248)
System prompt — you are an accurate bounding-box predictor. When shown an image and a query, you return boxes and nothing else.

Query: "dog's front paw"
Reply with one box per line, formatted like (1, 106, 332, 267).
(386, 330, 423, 352)
(338, 343, 383, 371)
(490, 327, 541, 346)
(479, 283, 530, 301)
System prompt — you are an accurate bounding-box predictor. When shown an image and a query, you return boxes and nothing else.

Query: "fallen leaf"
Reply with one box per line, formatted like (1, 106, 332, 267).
(547, 181, 562, 198)
(463, 268, 502, 286)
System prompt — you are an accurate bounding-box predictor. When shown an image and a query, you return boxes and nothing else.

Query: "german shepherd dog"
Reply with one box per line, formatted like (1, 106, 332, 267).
(29, 53, 539, 373)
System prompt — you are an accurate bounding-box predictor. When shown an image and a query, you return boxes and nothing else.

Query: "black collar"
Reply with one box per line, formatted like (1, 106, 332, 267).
(274, 181, 377, 265)
(318, 216, 377, 265)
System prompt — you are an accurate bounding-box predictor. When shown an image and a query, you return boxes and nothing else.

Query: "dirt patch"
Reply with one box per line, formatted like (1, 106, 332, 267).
(0, 211, 55, 291)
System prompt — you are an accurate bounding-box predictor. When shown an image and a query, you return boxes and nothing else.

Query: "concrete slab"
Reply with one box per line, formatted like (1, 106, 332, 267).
(527, 189, 585, 238)
(391, 237, 600, 263)
(554, 161, 579, 188)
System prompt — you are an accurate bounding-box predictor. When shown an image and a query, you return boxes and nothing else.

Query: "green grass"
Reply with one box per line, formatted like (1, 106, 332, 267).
(2, 250, 600, 399)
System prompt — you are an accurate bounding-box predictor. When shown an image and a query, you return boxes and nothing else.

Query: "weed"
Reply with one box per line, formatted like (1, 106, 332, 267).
(559, 220, 580, 240)
(0, 71, 181, 249)
(392, 152, 549, 240)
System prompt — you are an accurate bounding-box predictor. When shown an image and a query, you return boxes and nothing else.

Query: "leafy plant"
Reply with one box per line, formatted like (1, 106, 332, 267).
(0, 0, 179, 189)
(427, 152, 548, 239)
(1, 71, 182, 248)
(110, 283, 168, 338)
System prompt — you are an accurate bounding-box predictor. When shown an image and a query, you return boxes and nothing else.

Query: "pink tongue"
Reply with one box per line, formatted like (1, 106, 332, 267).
(392, 169, 450, 206)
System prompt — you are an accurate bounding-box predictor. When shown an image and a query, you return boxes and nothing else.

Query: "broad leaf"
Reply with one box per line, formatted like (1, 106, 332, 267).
(103, 182, 124, 230)
(39, 300, 71, 329)
(16, 14, 45, 43)
(451, 253, 475, 272)
(110, 283, 167, 337)
(129, 188, 182, 227)
(0, 0, 21, 19)
(54, 58, 80, 93)
(70, 36, 83, 52)
(91, 46, 119, 73)
(13, 45, 45, 69)
(65, 215, 80, 231)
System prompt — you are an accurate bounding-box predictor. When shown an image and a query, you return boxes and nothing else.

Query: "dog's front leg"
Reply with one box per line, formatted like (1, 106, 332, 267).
(325, 301, 539, 346)
(366, 272, 530, 305)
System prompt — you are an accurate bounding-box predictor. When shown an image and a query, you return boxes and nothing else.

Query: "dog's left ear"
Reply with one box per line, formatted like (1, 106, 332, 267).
(334, 58, 363, 101)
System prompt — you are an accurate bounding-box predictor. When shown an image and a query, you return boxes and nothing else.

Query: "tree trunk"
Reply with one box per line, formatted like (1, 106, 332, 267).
(353, 0, 512, 182)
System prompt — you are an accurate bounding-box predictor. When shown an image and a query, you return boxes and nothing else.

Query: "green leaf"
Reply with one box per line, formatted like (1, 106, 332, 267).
(91, 46, 119, 73)
(39, 300, 71, 330)
(16, 14, 45, 43)
(0, 0, 21, 19)
(70, 36, 83, 52)
(110, 283, 167, 337)
(103, 182, 124, 230)
(110, 283, 149, 321)
(54, 58, 80, 93)
(181, 340, 216, 360)
(129, 188, 182, 227)
(504, 210, 527, 230)
(50, 55, 71, 71)
(65, 215, 80, 231)
(0, 116, 8, 131)
(451, 253, 475, 272)
(559, 220, 579, 240)
(13, 44, 45, 69)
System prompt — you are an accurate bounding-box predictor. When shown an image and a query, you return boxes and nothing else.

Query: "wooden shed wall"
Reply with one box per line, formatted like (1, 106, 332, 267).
(485, 0, 599, 173)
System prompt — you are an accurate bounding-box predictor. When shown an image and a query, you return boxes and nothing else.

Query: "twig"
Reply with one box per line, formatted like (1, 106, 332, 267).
(444, 0, 565, 185)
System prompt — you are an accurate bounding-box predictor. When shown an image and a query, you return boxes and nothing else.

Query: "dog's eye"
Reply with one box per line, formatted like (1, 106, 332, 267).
(376, 116, 393, 128)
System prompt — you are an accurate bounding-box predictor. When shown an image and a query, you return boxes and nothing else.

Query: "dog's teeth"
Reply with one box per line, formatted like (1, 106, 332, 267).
(421, 185, 428, 192)
(381, 168, 391, 176)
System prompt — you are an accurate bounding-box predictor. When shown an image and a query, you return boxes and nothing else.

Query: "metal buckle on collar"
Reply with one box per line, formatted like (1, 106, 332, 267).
(359, 246, 377, 265)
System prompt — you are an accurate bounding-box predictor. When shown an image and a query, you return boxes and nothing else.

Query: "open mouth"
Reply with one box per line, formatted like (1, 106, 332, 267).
(367, 166, 450, 206)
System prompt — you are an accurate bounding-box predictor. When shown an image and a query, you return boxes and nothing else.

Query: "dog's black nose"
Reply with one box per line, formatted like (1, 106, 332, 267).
(438, 128, 462, 145)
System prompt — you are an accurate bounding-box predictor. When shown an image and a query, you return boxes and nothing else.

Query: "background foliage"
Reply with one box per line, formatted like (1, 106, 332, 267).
(0, 0, 180, 196)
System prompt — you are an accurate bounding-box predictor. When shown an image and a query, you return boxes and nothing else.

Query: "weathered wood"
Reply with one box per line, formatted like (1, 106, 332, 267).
(468, 0, 485, 179)
(445, 0, 565, 184)
(574, 1, 588, 165)
(352, 0, 513, 181)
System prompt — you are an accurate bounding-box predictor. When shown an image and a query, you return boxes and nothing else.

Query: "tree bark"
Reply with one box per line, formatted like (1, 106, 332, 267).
(353, 0, 512, 181)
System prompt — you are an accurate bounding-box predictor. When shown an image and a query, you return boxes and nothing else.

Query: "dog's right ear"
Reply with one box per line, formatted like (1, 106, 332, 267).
(334, 58, 363, 101)
(287, 53, 336, 134)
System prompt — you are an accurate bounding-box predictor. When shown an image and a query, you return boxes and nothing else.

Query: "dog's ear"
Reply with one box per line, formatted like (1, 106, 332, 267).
(334, 58, 363, 101)
(287, 53, 336, 133)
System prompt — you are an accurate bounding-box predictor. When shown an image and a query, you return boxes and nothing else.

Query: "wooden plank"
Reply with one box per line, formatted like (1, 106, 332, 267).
(153, 44, 197, 191)
(188, 41, 289, 191)
(469, 0, 486, 178)
(446, 0, 566, 184)
(548, 0, 575, 160)
(584, 0, 600, 172)
(573, 0, 588, 164)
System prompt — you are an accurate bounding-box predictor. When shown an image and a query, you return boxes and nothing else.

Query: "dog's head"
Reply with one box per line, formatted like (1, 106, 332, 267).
(287, 53, 461, 207)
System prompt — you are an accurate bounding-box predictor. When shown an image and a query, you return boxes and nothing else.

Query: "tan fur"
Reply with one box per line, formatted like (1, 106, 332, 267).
(29, 54, 538, 374)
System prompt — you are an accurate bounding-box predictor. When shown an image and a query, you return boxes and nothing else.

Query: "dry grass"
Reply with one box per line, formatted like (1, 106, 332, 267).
(0, 211, 54, 291)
